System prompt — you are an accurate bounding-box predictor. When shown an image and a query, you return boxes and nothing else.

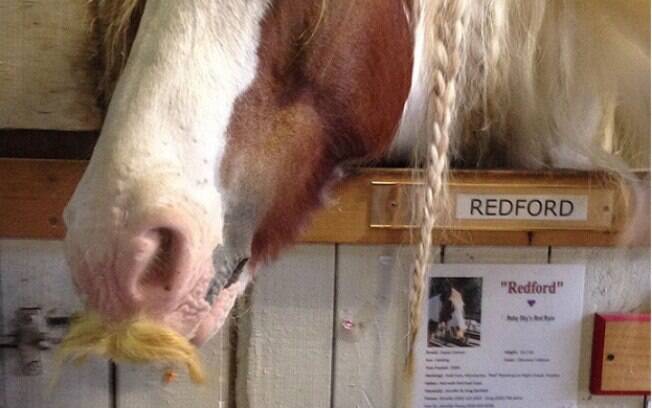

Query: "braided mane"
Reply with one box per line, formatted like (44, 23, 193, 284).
(404, 0, 468, 375)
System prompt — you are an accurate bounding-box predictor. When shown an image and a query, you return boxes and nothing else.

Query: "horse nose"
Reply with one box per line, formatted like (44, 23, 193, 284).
(114, 210, 198, 313)
(64, 175, 223, 323)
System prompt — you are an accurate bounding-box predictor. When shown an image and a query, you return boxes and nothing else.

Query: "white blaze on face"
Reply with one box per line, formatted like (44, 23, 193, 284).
(449, 289, 467, 338)
(428, 290, 467, 340)
(63, 0, 271, 336)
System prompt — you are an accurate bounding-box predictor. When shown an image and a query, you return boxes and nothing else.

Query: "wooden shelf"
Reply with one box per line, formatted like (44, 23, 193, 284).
(0, 159, 645, 246)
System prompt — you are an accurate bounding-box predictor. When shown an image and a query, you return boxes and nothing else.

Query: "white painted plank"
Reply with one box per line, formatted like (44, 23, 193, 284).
(444, 246, 548, 264)
(116, 322, 232, 408)
(0, 240, 110, 408)
(0, 0, 101, 129)
(551, 247, 650, 408)
(235, 245, 335, 408)
(332, 245, 440, 408)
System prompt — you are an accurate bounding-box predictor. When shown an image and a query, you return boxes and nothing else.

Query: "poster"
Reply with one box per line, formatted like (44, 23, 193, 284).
(413, 264, 585, 408)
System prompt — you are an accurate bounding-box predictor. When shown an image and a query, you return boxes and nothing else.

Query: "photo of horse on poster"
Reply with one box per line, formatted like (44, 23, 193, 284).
(428, 277, 482, 348)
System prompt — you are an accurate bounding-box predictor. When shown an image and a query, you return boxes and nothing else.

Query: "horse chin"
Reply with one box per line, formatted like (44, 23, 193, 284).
(190, 270, 251, 345)
(454, 329, 466, 341)
(140, 259, 214, 339)
(69, 247, 251, 347)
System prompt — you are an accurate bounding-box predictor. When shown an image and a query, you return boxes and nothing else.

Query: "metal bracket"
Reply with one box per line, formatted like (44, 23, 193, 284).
(0, 307, 69, 375)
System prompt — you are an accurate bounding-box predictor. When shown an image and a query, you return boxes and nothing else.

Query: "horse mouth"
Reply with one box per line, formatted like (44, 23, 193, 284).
(225, 258, 249, 287)
(204, 256, 249, 304)
(191, 260, 251, 345)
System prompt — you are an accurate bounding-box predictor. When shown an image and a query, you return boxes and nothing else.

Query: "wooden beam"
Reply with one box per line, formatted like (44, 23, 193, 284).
(0, 0, 101, 130)
(0, 159, 83, 238)
(0, 159, 645, 246)
(0, 129, 98, 159)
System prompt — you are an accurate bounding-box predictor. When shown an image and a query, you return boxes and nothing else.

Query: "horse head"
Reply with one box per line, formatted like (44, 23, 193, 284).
(63, 0, 413, 347)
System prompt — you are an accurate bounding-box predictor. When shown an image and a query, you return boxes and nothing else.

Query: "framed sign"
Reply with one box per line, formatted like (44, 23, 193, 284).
(412, 264, 585, 408)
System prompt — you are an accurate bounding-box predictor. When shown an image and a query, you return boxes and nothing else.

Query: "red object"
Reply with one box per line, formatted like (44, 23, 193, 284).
(590, 313, 651, 396)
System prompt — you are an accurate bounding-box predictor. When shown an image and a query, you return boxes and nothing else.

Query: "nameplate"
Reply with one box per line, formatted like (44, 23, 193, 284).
(368, 176, 617, 231)
(456, 194, 588, 221)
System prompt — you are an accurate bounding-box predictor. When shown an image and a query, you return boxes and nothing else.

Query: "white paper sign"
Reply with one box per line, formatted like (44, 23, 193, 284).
(456, 194, 588, 221)
(413, 264, 585, 408)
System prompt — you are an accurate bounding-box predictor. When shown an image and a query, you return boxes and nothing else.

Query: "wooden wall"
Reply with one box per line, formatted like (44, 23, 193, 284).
(1, 241, 648, 408)
(0, 0, 101, 130)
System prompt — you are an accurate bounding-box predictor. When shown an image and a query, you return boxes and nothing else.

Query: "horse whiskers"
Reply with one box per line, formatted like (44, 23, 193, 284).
(56, 311, 205, 384)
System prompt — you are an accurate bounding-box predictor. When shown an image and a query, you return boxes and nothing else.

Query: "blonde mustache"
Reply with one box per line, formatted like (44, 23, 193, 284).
(56, 311, 205, 384)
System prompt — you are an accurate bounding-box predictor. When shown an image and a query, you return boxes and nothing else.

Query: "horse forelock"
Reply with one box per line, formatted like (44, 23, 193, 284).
(89, 0, 147, 108)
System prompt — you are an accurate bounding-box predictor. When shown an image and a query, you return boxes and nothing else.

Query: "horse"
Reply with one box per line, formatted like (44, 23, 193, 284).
(59, 0, 649, 380)
(428, 281, 467, 344)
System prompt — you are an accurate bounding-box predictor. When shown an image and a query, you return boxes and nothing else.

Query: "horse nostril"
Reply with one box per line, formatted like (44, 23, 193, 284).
(137, 227, 183, 297)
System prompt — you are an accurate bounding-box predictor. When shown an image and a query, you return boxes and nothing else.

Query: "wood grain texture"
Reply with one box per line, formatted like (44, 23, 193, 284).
(305, 169, 632, 245)
(0, 159, 83, 238)
(116, 321, 233, 408)
(0, 240, 110, 408)
(550, 247, 650, 408)
(1, 159, 643, 247)
(601, 320, 650, 392)
(235, 245, 335, 408)
(331, 245, 433, 408)
(595, 318, 650, 394)
(0, 1, 101, 130)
